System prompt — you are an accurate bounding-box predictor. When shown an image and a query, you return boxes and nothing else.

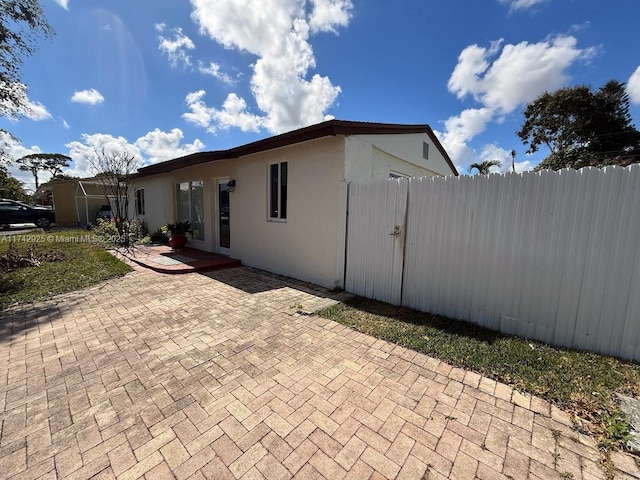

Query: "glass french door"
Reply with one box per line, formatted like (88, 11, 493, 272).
(217, 178, 230, 255)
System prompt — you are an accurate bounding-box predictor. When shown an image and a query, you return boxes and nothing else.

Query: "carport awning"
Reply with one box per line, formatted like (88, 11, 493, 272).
(74, 180, 123, 225)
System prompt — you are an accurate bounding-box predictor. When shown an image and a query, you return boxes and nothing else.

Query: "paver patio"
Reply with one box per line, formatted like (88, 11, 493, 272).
(0, 266, 637, 479)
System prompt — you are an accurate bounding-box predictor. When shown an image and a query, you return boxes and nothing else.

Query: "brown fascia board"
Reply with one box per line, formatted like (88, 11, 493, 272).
(136, 119, 459, 177)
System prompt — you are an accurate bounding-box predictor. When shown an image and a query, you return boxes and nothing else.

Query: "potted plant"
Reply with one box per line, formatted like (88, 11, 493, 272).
(163, 220, 192, 249)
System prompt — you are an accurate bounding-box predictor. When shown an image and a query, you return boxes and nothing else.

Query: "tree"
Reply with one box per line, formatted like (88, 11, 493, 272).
(0, 166, 28, 200)
(518, 80, 640, 171)
(468, 160, 501, 175)
(16, 153, 71, 190)
(49, 173, 78, 181)
(1, 0, 53, 118)
(87, 149, 141, 247)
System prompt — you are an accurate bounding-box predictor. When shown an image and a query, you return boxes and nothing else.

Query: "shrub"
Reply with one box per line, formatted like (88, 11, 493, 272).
(149, 228, 168, 245)
(128, 218, 148, 244)
(93, 218, 148, 246)
(93, 218, 120, 241)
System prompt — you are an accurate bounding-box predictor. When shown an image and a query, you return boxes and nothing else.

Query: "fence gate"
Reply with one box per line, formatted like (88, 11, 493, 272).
(344, 179, 408, 305)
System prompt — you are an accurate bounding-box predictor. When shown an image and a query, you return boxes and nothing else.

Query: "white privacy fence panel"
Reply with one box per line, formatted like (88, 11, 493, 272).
(345, 179, 408, 305)
(345, 165, 640, 361)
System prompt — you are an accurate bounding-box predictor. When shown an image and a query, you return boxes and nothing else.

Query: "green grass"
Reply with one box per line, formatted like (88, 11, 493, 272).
(318, 297, 640, 450)
(0, 230, 132, 308)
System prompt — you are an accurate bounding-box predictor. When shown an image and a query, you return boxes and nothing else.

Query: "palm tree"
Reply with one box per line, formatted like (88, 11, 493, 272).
(468, 160, 501, 175)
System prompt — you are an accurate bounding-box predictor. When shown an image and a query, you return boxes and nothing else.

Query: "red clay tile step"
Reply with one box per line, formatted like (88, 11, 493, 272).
(115, 244, 241, 274)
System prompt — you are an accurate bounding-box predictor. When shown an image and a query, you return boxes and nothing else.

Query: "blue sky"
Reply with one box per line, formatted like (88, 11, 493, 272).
(2, 0, 640, 191)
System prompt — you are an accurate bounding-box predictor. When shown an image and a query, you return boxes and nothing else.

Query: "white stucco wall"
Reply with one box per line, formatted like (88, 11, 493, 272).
(135, 160, 234, 252)
(132, 175, 169, 234)
(344, 133, 455, 181)
(231, 136, 345, 288)
(136, 137, 345, 288)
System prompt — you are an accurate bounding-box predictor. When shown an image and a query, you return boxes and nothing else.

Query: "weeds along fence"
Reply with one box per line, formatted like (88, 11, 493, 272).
(344, 165, 640, 361)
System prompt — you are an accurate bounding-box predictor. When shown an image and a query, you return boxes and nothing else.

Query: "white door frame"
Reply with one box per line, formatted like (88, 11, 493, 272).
(215, 177, 231, 256)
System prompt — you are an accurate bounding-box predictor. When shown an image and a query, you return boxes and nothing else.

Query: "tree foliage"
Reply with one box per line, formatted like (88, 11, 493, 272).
(49, 173, 78, 181)
(16, 153, 71, 190)
(0, 0, 53, 118)
(518, 80, 640, 171)
(87, 149, 141, 247)
(0, 166, 28, 200)
(468, 160, 501, 175)
(0, 130, 19, 166)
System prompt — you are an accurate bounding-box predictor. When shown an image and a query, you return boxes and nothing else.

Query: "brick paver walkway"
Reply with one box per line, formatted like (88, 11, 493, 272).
(1, 267, 636, 479)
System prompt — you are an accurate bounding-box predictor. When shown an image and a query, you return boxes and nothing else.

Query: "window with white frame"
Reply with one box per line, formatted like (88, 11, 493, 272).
(176, 180, 204, 240)
(135, 188, 145, 215)
(269, 161, 287, 221)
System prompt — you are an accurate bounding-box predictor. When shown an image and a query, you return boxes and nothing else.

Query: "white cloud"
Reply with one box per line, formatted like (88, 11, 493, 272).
(0, 131, 41, 162)
(23, 100, 51, 121)
(628, 66, 640, 104)
(437, 108, 494, 165)
(134, 128, 205, 164)
(441, 35, 596, 165)
(478, 144, 506, 172)
(64, 128, 205, 177)
(4, 126, 205, 191)
(478, 144, 534, 174)
(308, 0, 353, 33)
(158, 27, 195, 68)
(198, 62, 234, 85)
(182, 90, 214, 128)
(65, 133, 141, 178)
(498, 0, 547, 11)
(0, 83, 51, 121)
(71, 88, 105, 105)
(188, 0, 352, 134)
(54, 0, 69, 10)
(515, 159, 535, 173)
(183, 90, 263, 133)
(215, 93, 265, 132)
(568, 22, 591, 34)
(0, 131, 45, 191)
(448, 142, 534, 176)
(62, 119, 70, 129)
(449, 36, 595, 114)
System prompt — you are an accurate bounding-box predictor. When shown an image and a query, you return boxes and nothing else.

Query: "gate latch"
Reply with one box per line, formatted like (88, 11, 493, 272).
(389, 225, 401, 236)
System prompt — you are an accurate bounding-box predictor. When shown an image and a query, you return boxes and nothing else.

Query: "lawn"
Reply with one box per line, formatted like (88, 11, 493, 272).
(318, 296, 640, 453)
(0, 230, 132, 308)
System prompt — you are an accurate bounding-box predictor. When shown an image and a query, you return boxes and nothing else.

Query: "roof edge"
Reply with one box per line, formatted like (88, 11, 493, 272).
(137, 119, 458, 177)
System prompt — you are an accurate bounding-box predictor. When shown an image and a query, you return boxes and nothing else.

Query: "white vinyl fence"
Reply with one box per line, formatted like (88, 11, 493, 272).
(344, 165, 640, 361)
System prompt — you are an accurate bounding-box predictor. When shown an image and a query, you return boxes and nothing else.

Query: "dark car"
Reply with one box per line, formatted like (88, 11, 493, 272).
(95, 205, 113, 223)
(0, 198, 56, 229)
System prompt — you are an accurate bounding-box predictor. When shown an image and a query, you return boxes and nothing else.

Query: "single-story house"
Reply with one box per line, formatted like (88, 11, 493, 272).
(135, 120, 458, 288)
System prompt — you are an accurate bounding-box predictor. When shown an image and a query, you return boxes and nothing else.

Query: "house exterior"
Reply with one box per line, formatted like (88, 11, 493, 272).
(36, 177, 116, 227)
(135, 120, 457, 288)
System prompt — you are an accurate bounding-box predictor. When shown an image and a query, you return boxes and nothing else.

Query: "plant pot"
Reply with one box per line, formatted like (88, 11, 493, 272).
(168, 234, 188, 250)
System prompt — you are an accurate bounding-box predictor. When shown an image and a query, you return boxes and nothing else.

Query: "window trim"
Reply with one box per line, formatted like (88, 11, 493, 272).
(135, 188, 145, 216)
(268, 161, 288, 222)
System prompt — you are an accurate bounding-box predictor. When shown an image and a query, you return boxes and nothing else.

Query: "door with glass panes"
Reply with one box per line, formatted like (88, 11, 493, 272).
(216, 178, 230, 255)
